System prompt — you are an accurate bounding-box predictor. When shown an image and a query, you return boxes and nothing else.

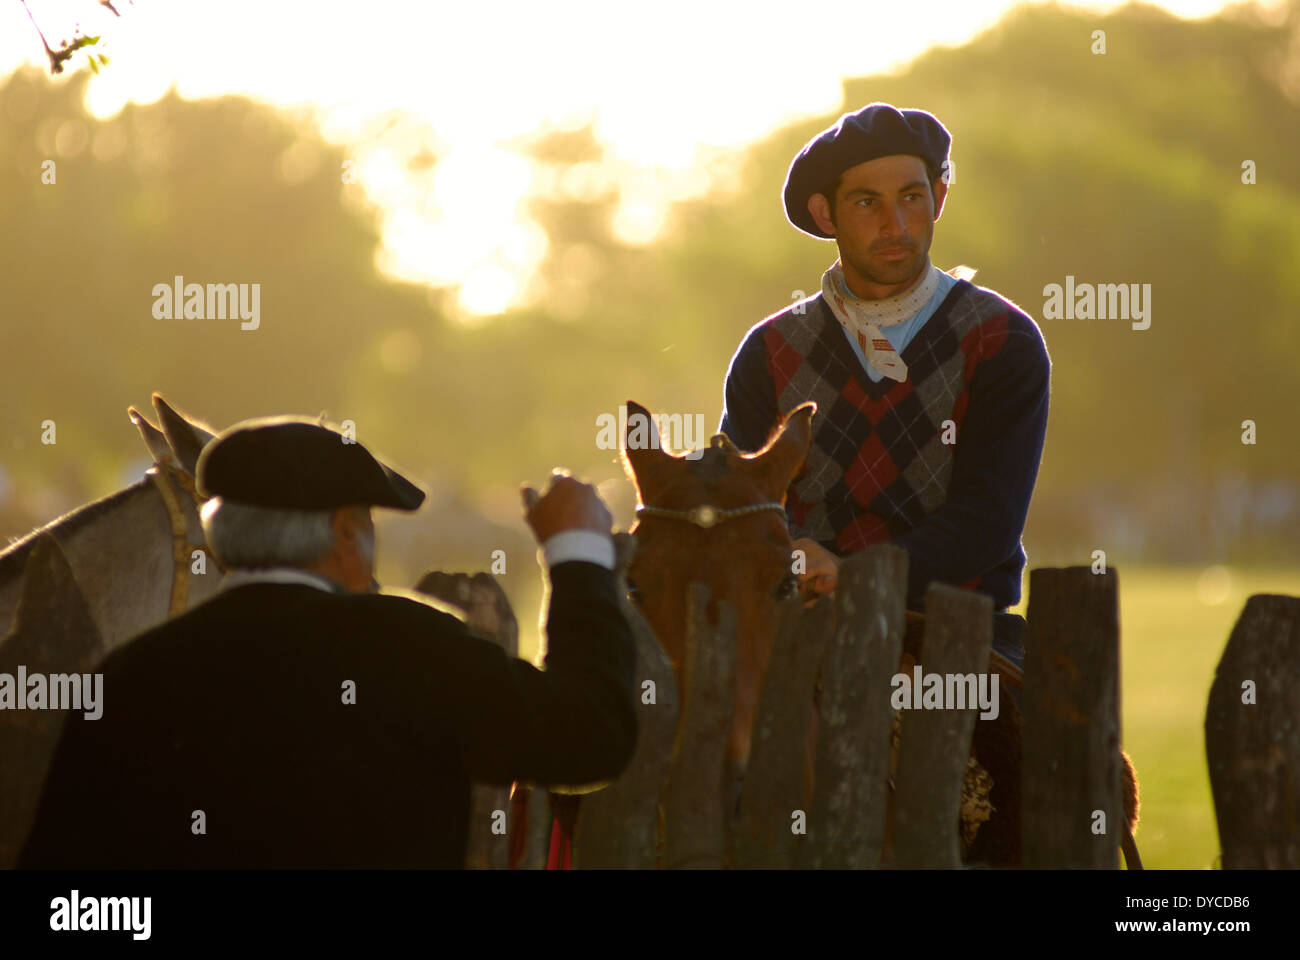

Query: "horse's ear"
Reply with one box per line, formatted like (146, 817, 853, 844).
(129, 406, 173, 464)
(744, 401, 816, 499)
(151, 394, 217, 477)
(621, 400, 674, 498)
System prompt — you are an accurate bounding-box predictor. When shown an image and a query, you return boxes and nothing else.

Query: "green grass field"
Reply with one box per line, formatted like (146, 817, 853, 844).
(1009, 565, 1300, 870)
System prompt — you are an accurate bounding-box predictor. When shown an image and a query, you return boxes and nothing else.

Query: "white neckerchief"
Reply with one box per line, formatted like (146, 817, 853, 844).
(820, 258, 945, 382)
(220, 567, 340, 594)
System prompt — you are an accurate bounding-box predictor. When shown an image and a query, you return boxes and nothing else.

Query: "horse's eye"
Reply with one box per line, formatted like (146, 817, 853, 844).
(774, 574, 798, 600)
(625, 578, 642, 603)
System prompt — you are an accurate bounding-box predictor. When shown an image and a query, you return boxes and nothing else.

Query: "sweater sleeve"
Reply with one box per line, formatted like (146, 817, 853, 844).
(719, 323, 779, 454)
(891, 316, 1050, 607)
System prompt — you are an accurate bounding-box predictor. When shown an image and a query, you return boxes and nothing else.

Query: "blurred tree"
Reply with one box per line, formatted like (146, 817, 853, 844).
(2, 0, 1298, 579)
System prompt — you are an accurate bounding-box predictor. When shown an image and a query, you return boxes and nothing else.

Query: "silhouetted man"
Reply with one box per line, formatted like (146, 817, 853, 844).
(20, 418, 635, 868)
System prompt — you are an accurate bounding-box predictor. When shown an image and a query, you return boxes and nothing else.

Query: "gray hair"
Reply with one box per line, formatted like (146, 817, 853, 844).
(201, 497, 338, 569)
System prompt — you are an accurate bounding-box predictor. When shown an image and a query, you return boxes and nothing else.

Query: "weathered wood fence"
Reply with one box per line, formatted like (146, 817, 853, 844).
(484, 542, 1297, 870)
(1205, 594, 1300, 868)
(563, 544, 942, 867)
(555, 543, 1134, 867)
(3, 537, 1293, 869)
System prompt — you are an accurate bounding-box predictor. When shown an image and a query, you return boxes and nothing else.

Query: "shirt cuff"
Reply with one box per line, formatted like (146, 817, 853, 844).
(541, 530, 616, 571)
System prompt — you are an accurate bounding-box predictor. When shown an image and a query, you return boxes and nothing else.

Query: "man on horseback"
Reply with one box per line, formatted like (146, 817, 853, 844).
(19, 418, 636, 868)
(719, 102, 1050, 683)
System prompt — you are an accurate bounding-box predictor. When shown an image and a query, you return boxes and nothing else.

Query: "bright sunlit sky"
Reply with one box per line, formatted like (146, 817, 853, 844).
(2, 0, 1283, 317)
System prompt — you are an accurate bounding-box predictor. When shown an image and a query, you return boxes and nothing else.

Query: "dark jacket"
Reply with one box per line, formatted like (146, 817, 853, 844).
(18, 561, 636, 868)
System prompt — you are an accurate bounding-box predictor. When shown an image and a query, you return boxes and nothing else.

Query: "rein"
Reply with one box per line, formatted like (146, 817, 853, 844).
(635, 502, 786, 529)
(146, 463, 216, 615)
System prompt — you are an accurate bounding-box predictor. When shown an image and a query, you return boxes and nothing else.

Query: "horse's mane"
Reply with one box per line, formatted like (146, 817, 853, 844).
(0, 478, 154, 584)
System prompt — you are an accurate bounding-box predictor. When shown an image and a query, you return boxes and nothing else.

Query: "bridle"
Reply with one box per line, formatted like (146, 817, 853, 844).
(146, 461, 220, 614)
(631, 429, 791, 530)
(635, 501, 786, 529)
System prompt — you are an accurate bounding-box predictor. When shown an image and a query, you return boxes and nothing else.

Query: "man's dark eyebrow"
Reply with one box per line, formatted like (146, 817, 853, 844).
(842, 181, 930, 199)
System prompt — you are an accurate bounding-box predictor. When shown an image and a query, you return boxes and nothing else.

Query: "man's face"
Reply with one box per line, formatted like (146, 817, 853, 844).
(331, 505, 376, 593)
(812, 154, 946, 294)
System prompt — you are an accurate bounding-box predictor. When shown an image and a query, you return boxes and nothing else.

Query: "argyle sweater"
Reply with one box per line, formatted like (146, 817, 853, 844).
(719, 280, 1050, 612)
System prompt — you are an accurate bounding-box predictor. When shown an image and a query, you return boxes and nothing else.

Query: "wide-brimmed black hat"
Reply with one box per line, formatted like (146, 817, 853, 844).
(196, 417, 425, 511)
(783, 102, 951, 239)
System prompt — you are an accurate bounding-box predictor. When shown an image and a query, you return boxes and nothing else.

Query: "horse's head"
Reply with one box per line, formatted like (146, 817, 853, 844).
(621, 399, 815, 778)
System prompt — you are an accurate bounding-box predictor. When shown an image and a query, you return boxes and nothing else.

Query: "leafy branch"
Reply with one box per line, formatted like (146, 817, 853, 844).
(20, 0, 124, 75)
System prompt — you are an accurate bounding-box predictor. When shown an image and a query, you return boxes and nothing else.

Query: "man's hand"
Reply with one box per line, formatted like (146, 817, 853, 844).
(521, 471, 613, 545)
(793, 537, 840, 604)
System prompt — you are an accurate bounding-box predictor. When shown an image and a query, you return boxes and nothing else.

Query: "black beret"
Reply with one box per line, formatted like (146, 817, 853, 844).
(783, 103, 951, 239)
(196, 417, 425, 511)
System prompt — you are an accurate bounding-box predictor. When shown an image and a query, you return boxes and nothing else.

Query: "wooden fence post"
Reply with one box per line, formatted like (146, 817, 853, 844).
(892, 583, 993, 868)
(799, 544, 907, 869)
(514, 786, 552, 870)
(1022, 566, 1121, 868)
(660, 583, 736, 869)
(572, 536, 679, 868)
(1205, 594, 1300, 869)
(733, 592, 834, 868)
